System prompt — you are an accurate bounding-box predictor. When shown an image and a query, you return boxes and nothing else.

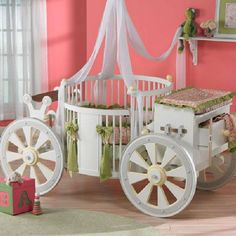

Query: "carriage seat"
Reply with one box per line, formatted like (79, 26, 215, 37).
(158, 87, 234, 114)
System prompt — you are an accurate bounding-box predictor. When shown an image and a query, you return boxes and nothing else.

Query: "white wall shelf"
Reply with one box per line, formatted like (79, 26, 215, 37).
(180, 36, 236, 65)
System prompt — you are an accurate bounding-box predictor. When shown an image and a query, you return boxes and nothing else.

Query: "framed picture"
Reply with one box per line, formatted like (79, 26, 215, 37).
(216, 0, 236, 38)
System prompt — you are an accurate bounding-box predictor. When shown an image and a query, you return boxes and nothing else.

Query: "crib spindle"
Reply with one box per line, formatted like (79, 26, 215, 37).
(119, 116, 122, 167)
(76, 86, 78, 105)
(67, 86, 70, 103)
(124, 82, 127, 108)
(112, 116, 116, 172)
(152, 82, 156, 112)
(130, 96, 135, 139)
(105, 115, 109, 127)
(78, 83, 81, 101)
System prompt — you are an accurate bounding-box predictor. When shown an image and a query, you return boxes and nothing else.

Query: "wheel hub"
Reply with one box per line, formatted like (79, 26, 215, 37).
(147, 165, 166, 186)
(22, 148, 39, 166)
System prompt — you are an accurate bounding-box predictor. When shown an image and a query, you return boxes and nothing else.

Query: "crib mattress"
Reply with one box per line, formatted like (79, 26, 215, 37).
(157, 87, 234, 114)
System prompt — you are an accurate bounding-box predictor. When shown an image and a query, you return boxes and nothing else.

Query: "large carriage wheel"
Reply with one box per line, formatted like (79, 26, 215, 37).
(197, 150, 236, 190)
(0, 118, 64, 195)
(120, 134, 197, 218)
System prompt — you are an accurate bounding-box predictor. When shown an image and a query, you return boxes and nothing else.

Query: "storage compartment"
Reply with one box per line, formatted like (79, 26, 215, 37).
(199, 119, 227, 148)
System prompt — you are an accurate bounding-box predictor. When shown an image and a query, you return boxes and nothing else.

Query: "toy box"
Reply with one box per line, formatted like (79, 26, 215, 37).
(0, 177, 35, 215)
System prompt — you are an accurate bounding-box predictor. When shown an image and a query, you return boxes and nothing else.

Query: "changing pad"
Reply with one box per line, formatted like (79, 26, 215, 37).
(157, 87, 234, 114)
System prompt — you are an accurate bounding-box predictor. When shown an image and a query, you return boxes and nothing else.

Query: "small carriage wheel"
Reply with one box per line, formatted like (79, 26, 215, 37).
(120, 134, 197, 218)
(197, 151, 236, 190)
(0, 118, 64, 195)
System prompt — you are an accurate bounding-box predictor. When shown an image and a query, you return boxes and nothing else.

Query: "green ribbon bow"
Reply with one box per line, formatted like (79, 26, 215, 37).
(65, 121, 79, 141)
(65, 121, 79, 177)
(96, 125, 113, 181)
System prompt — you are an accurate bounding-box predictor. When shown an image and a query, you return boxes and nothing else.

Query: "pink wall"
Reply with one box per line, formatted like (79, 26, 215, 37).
(86, 0, 236, 110)
(47, 0, 87, 90)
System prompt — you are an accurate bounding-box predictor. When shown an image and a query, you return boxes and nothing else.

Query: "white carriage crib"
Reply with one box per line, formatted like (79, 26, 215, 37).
(62, 75, 172, 177)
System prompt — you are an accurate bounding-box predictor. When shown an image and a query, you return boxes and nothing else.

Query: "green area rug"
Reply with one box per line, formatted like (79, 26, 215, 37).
(0, 208, 160, 236)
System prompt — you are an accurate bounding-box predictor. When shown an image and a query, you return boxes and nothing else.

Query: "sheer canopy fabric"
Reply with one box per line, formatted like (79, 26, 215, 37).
(65, 0, 184, 87)
(57, 0, 185, 134)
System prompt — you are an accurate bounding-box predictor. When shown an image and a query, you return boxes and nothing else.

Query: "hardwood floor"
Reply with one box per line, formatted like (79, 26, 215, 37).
(1, 169, 236, 235)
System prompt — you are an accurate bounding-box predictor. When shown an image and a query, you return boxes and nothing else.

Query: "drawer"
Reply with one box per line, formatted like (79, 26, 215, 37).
(199, 119, 227, 147)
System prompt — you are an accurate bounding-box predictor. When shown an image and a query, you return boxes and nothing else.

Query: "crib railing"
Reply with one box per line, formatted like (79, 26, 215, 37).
(63, 75, 172, 135)
(64, 75, 130, 108)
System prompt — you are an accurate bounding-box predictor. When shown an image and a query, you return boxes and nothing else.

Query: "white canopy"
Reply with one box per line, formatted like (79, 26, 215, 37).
(57, 0, 186, 134)
(64, 0, 184, 88)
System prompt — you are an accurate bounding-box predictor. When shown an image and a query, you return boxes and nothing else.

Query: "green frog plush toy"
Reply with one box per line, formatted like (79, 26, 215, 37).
(178, 8, 197, 53)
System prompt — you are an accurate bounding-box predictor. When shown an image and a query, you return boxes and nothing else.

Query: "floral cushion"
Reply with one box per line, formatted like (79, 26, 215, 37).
(158, 87, 234, 114)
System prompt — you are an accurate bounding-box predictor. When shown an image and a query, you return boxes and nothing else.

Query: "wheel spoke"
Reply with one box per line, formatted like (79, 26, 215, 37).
(209, 164, 224, 178)
(214, 155, 224, 166)
(35, 131, 49, 150)
(6, 151, 23, 162)
(128, 172, 147, 184)
(144, 143, 156, 165)
(37, 162, 53, 180)
(30, 166, 39, 185)
(160, 147, 176, 168)
(156, 144, 164, 163)
(9, 132, 25, 150)
(130, 151, 150, 170)
(144, 143, 164, 165)
(165, 180, 184, 201)
(39, 150, 56, 162)
(137, 183, 153, 203)
(212, 164, 224, 174)
(15, 163, 27, 176)
(22, 126, 32, 147)
(166, 166, 186, 179)
(157, 186, 169, 208)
